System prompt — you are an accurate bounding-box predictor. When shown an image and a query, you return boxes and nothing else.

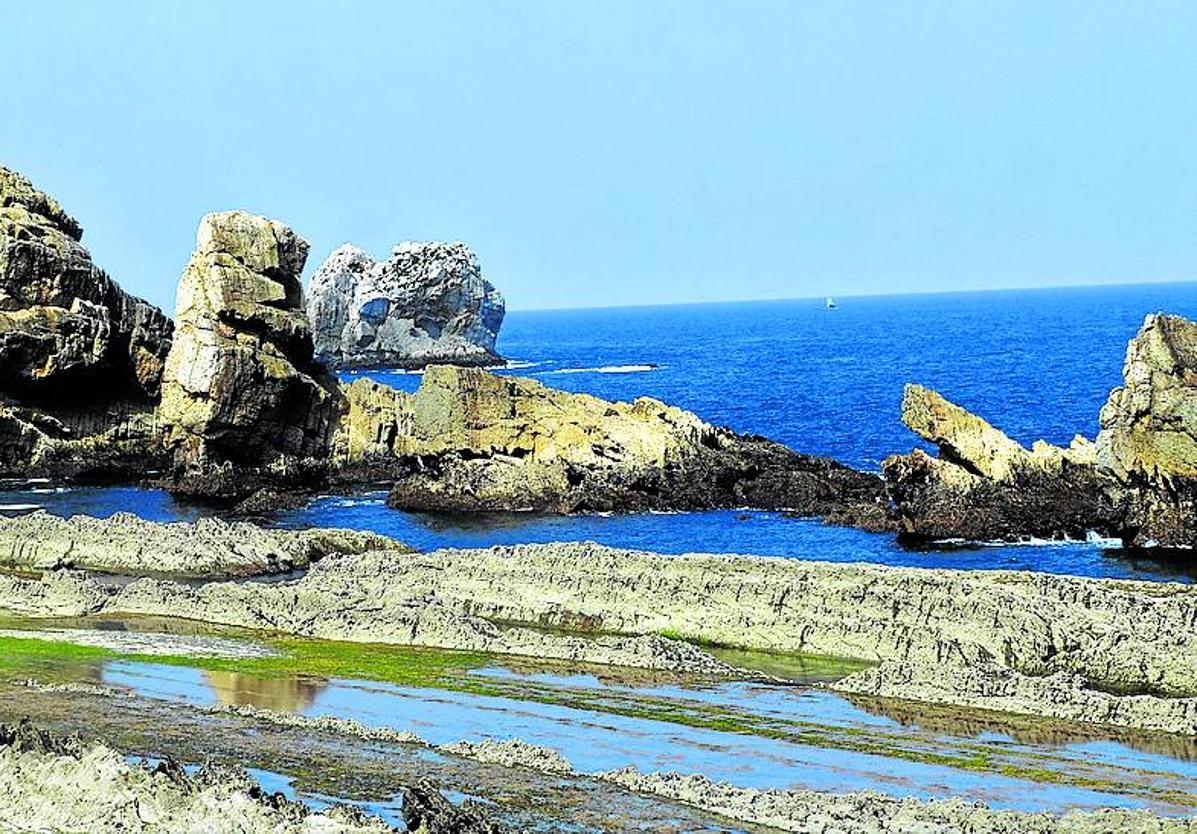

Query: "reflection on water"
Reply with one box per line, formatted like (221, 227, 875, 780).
(103, 658, 1197, 815)
(204, 671, 327, 713)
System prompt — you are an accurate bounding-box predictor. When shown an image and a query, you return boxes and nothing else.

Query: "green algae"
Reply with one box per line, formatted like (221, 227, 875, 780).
(1, 622, 1195, 809)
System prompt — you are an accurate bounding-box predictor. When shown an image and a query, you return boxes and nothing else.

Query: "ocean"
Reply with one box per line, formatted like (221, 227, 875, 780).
(5, 282, 1197, 582)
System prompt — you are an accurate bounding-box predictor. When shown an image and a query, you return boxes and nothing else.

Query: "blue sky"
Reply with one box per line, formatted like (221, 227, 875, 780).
(3, 2, 1196, 311)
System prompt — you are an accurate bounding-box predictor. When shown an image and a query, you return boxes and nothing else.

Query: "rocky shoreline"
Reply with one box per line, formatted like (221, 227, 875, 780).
(0, 515, 1193, 735)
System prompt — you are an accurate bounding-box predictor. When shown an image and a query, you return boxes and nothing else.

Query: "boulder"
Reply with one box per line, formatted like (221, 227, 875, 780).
(0, 165, 172, 403)
(308, 241, 504, 369)
(1096, 313, 1197, 547)
(331, 365, 885, 515)
(883, 385, 1120, 541)
(157, 211, 340, 497)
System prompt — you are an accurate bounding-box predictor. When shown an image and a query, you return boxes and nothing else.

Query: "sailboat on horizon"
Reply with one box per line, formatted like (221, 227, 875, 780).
(825, 296, 837, 310)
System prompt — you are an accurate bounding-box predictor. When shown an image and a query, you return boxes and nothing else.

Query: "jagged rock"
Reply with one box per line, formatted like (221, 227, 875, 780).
(0, 165, 172, 402)
(157, 212, 340, 498)
(0, 165, 173, 478)
(329, 365, 885, 515)
(401, 781, 507, 834)
(884, 385, 1121, 541)
(308, 241, 504, 369)
(1097, 314, 1197, 547)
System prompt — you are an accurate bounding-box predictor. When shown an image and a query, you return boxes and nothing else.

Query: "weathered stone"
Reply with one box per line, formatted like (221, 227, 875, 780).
(157, 212, 340, 497)
(884, 385, 1121, 541)
(832, 660, 1197, 736)
(309, 241, 504, 369)
(331, 366, 886, 515)
(0, 165, 172, 402)
(1097, 314, 1197, 547)
(0, 722, 394, 833)
(0, 511, 405, 578)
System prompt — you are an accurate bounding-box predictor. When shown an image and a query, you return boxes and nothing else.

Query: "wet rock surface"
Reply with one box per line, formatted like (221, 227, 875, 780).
(600, 769, 1197, 834)
(309, 241, 505, 370)
(0, 720, 394, 833)
(0, 510, 404, 577)
(832, 660, 1197, 736)
(157, 211, 341, 499)
(333, 365, 886, 516)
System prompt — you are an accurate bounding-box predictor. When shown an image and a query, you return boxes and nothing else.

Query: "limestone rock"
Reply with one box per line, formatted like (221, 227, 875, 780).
(885, 385, 1120, 541)
(308, 241, 504, 369)
(157, 212, 340, 497)
(0, 165, 172, 402)
(0, 511, 406, 578)
(330, 365, 885, 515)
(1097, 314, 1197, 547)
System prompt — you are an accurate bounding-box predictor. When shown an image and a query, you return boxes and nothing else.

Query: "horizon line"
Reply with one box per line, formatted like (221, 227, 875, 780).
(505, 276, 1197, 315)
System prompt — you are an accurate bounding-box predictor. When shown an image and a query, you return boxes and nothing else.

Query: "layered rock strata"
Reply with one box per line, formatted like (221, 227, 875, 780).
(157, 212, 341, 497)
(333, 366, 886, 515)
(0, 165, 173, 478)
(308, 241, 504, 369)
(0, 511, 403, 577)
(0, 523, 1192, 732)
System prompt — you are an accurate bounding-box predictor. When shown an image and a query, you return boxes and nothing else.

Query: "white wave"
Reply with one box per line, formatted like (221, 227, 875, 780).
(501, 360, 542, 370)
(538, 364, 659, 376)
(934, 532, 1123, 549)
(0, 504, 42, 512)
(31, 487, 70, 495)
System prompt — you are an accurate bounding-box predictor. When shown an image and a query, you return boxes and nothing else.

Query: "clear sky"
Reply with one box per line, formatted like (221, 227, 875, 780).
(3, 2, 1195, 312)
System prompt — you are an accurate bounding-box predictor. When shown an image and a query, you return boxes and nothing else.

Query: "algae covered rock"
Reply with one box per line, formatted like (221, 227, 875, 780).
(332, 365, 884, 515)
(0, 165, 172, 402)
(308, 241, 504, 369)
(157, 211, 340, 497)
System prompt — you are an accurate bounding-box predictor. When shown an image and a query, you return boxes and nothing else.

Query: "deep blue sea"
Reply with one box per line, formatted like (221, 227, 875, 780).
(5, 283, 1197, 582)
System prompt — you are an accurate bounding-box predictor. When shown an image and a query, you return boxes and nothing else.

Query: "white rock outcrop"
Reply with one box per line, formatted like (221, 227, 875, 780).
(307, 241, 505, 369)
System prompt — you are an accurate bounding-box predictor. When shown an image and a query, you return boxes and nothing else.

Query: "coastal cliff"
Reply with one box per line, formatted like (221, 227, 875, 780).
(0, 166, 173, 479)
(308, 241, 504, 370)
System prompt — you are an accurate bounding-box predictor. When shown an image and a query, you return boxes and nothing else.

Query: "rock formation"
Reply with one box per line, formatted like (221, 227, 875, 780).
(883, 384, 1120, 541)
(1096, 313, 1197, 547)
(308, 241, 504, 369)
(157, 212, 341, 497)
(0, 511, 404, 578)
(330, 365, 885, 515)
(886, 314, 1197, 548)
(0, 165, 173, 478)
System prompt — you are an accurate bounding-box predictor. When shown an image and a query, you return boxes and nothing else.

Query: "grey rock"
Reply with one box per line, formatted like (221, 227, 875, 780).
(308, 241, 504, 370)
(157, 211, 341, 498)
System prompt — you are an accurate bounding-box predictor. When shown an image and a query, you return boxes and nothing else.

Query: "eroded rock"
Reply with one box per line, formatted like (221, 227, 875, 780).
(0, 165, 173, 402)
(332, 366, 886, 515)
(0, 510, 404, 577)
(884, 385, 1121, 541)
(0, 165, 173, 478)
(309, 241, 504, 370)
(1097, 314, 1197, 547)
(0, 721, 393, 833)
(157, 211, 341, 497)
